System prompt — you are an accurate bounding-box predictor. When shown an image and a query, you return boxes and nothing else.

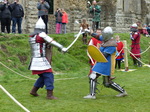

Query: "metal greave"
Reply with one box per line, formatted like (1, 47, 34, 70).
(103, 76, 124, 93)
(89, 78, 97, 96)
(110, 82, 125, 93)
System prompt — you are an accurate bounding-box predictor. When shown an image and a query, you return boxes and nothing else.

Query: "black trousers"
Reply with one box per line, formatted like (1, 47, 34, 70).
(92, 21, 99, 31)
(39, 15, 48, 34)
(115, 60, 121, 69)
(1, 18, 11, 33)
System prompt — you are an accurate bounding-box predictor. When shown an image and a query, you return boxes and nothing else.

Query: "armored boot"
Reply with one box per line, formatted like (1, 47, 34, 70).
(47, 90, 58, 100)
(30, 86, 39, 96)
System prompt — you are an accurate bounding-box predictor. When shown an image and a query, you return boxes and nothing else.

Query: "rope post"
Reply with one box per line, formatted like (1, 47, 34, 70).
(123, 40, 129, 71)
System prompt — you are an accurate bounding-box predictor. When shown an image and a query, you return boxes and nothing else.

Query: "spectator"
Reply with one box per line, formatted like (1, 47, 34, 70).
(136, 21, 149, 37)
(89, 0, 101, 31)
(115, 35, 124, 69)
(142, 24, 149, 37)
(0, 2, 3, 26)
(136, 21, 143, 34)
(55, 8, 63, 34)
(37, 0, 50, 34)
(61, 8, 68, 34)
(10, 0, 24, 34)
(80, 19, 90, 44)
(146, 24, 150, 36)
(0, 0, 12, 33)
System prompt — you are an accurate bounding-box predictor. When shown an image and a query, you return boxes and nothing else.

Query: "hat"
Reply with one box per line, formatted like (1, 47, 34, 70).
(35, 17, 45, 29)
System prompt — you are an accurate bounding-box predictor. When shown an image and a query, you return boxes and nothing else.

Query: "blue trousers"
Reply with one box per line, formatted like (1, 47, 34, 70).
(12, 17, 23, 34)
(34, 72, 54, 90)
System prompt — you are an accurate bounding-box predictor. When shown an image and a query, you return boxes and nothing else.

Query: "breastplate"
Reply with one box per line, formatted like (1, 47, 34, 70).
(29, 35, 46, 58)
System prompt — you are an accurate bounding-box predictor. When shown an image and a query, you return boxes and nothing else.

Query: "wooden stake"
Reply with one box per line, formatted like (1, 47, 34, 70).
(123, 40, 129, 71)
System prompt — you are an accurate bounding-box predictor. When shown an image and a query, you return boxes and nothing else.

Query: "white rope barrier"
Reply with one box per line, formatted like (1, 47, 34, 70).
(127, 49, 150, 67)
(115, 45, 150, 60)
(0, 62, 36, 80)
(115, 48, 124, 59)
(129, 45, 150, 55)
(0, 61, 83, 81)
(0, 85, 30, 112)
(0, 44, 149, 80)
(115, 43, 150, 67)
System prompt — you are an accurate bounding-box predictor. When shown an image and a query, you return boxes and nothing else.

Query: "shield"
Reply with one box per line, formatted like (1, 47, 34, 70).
(87, 45, 108, 62)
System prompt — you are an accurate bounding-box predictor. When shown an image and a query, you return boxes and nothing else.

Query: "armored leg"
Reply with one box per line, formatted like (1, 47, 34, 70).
(89, 78, 97, 96)
(103, 76, 127, 97)
(83, 72, 100, 99)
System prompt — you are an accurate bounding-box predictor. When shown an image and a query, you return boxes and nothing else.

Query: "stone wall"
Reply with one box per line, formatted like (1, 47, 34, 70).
(20, 0, 88, 34)
(98, 0, 150, 32)
(11, 0, 150, 34)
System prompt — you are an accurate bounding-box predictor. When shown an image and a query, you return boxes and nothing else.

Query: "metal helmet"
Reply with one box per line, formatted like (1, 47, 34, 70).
(102, 26, 113, 42)
(30, 17, 46, 35)
(35, 17, 46, 29)
(130, 23, 138, 32)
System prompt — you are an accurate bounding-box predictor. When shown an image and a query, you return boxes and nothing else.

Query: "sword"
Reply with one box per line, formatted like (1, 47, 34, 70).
(66, 29, 82, 51)
(65, 20, 82, 51)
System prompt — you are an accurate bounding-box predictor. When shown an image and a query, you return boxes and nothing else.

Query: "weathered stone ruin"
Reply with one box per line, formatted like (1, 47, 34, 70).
(4, 0, 150, 34)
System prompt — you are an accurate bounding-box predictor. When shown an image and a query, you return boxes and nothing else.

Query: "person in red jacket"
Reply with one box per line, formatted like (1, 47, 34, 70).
(130, 23, 142, 67)
(61, 8, 68, 34)
(115, 35, 124, 69)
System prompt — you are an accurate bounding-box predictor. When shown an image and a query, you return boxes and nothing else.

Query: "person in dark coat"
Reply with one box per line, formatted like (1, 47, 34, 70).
(37, 0, 50, 34)
(55, 8, 63, 34)
(0, 0, 12, 33)
(10, 0, 24, 34)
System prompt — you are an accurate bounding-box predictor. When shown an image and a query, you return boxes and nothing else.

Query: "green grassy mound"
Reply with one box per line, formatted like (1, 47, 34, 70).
(0, 33, 150, 112)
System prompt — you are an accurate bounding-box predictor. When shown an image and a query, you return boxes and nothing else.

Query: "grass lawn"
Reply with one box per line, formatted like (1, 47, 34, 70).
(0, 66, 150, 112)
(0, 33, 150, 112)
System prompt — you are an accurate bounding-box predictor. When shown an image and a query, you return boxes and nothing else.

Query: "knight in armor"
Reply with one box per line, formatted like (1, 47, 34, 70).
(130, 23, 142, 67)
(29, 17, 67, 100)
(83, 26, 128, 99)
